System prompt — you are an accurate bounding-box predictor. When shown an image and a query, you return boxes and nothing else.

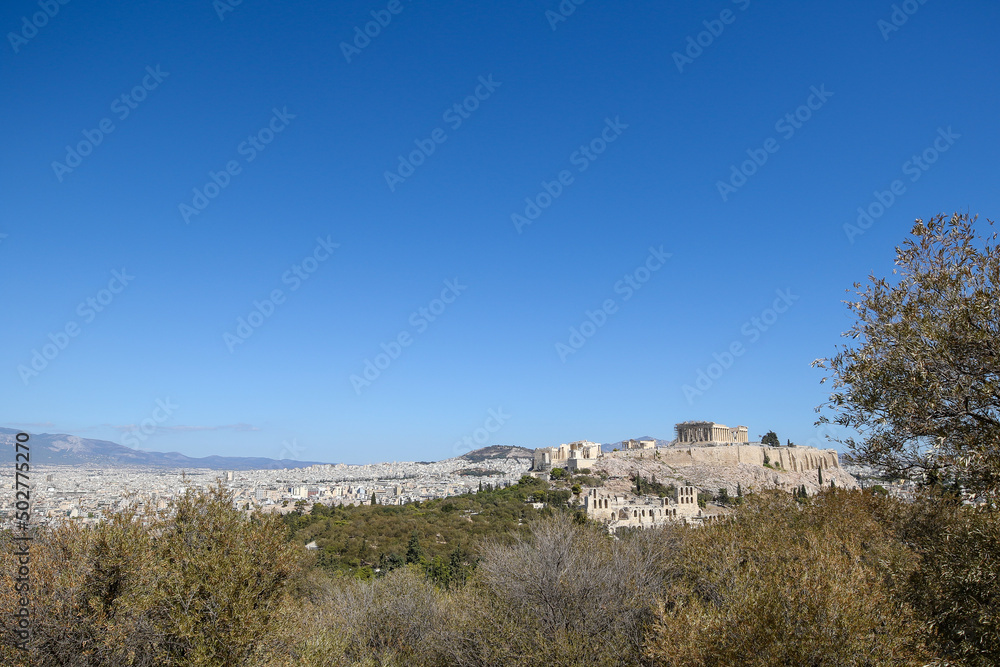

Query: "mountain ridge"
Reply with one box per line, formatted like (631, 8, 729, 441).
(0, 428, 326, 470)
(0, 428, 535, 470)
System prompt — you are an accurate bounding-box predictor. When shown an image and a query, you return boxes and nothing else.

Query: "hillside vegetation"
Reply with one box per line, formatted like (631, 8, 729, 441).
(2, 482, 997, 666)
(282, 474, 575, 581)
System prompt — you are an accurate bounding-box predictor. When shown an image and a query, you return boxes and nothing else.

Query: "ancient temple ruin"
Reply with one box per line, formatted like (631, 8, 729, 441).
(674, 421, 748, 446)
(622, 438, 656, 450)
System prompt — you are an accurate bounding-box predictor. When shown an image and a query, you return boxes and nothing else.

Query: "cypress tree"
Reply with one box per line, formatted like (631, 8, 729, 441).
(818, 465, 824, 485)
(405, 531, 423, 564)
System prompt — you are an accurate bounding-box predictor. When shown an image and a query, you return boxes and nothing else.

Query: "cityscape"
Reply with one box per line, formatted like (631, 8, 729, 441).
(3, 0, 997, 664)
(3, 453, 531, 526)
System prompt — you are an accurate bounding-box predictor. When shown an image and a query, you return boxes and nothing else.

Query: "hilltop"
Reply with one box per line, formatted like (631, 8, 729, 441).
(458, 445, 533, 463)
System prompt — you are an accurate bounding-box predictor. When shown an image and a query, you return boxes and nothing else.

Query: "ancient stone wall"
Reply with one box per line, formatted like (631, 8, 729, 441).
(658, 444, 840, 471)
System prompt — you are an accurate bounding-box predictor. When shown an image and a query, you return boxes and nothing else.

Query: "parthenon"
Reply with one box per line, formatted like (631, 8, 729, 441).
(674, 421, 748, 446)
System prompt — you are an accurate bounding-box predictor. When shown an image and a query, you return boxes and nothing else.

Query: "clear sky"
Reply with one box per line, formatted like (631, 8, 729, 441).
(2, 0, 997, 464)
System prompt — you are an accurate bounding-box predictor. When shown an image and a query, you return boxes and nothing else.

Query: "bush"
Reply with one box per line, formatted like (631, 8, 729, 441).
(870, 492, 1000, 665)
(0, 486, 306, 666)
(5, 485, 993, 666)
(473, 517, 664, 666)
(573, 474, 602, 488)
(644, 491, 930, 666)
(277, 566, 453, 666)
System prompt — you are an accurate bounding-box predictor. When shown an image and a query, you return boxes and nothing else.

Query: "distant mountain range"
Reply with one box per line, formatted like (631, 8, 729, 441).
(0, 427, 674, 470)
(0, 428, 537, 471)
(0, 428, 326, 470)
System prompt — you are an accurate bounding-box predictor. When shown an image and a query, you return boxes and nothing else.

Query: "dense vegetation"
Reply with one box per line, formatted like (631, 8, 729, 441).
(280, 474, 578, 581)
(2, 485, 997, 666)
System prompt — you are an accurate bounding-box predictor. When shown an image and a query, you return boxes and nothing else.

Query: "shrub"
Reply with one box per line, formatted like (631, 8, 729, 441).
(871, 492, 1000, 665)
(473, 517, 664, 666)
(644, 491, 930, 666)
(0, 486, 306, 666)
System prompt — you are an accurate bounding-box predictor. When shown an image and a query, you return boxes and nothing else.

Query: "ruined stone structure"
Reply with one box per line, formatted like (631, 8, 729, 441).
(622, 438, 656, 450)
(674, 421, 749, 445)
(583, 485, 701, 530)
(532, 440, 602, 472)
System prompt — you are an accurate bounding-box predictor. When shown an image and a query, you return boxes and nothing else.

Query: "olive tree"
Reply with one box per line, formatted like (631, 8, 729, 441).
(815, 213, 1000, 496)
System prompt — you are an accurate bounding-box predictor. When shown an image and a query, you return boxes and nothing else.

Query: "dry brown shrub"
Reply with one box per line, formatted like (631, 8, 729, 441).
(644, 490, 931, 667)
(0, 486, 305, 666)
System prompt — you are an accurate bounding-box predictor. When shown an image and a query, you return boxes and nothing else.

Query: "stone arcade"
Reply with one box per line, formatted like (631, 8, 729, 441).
(583, 485, 701, 530)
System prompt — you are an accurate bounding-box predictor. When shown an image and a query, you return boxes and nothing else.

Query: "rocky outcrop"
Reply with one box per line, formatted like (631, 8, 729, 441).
(647, 444, 840, 472)
(596, 444, 857, 496)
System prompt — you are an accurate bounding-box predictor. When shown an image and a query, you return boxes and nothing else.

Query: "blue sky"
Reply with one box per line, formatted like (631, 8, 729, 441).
(2, 0, 997, 464)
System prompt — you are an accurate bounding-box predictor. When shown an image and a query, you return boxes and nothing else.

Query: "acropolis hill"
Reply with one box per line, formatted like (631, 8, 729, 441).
(533, 421, 857, 503)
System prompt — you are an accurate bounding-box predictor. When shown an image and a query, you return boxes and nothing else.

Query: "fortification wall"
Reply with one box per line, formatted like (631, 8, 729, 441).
(658, 445, 839, 472)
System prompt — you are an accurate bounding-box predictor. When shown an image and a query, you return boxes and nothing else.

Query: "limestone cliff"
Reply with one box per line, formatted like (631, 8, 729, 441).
(595, 444, 857, 496)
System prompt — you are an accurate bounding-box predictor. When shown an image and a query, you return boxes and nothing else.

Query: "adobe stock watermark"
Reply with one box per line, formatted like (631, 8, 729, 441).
(672, 0, 751, 73)
(350, 278, 467, 394)
(17, 269, 135, 385)
(223, 236, 339, 352)
(716, 84, 833, 202)
(52, 65, 169, 182)
(121, 398, 179, 449)
(556, 246, 670, 362)
(682, 288, 799, 403)
(7, 0, 71, 53)
(10, 431, 32, 651)
(278, 438, 305, 460)
(213, 0, 245, 21)
(843, 127, 959, 244)
(878, 0, 930, 41)
(179, 106, 296, 224)
(384, 75, 501, 192)
(801, 420, 840, 450)
(341, 0, 411, 63)
(511, 116, 628, 234)
(452, 407, 511, 456)
(545, 0, 587, 31)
